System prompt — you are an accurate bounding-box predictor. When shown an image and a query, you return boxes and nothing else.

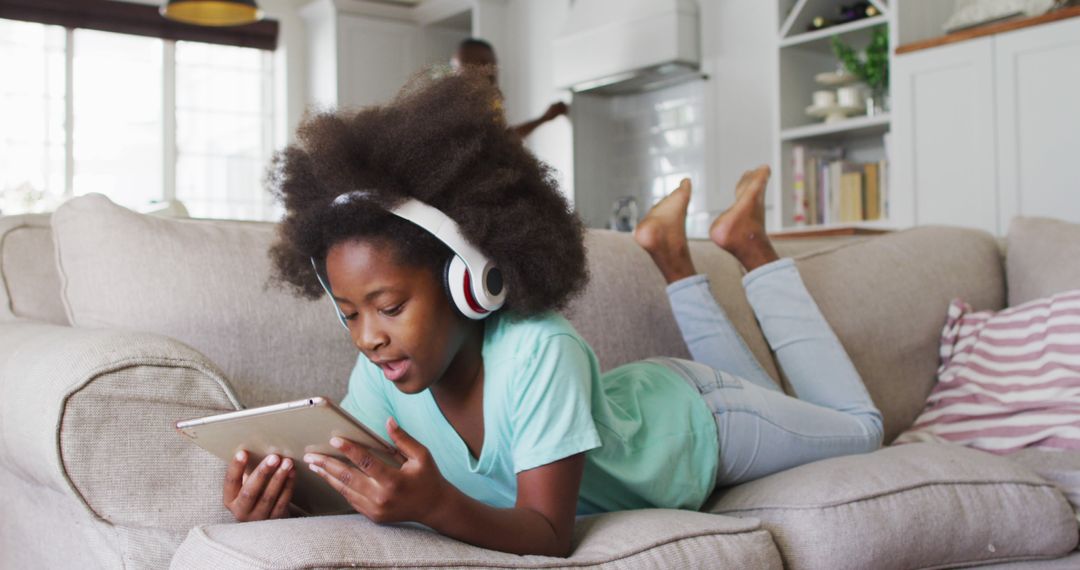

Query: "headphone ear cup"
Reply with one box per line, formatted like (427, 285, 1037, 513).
(446, 255, 489, 320)
(442, 257, 461, 317)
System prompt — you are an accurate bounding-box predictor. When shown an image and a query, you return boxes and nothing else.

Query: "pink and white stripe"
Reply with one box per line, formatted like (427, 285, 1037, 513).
(895, 289, 1080, 454)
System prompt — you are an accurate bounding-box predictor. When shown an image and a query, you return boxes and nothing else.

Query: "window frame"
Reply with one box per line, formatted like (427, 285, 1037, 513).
(2, 17, 278, 219)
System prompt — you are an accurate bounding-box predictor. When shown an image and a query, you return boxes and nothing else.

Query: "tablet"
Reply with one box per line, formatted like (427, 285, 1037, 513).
(176, 396, 402, 516)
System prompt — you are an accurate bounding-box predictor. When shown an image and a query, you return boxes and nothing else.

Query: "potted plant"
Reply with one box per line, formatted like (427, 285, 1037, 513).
(830, 25, 889, 114)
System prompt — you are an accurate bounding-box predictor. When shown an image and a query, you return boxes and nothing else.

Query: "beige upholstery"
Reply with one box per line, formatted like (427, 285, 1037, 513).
(704, 443, 1079, 570)
(4, 197, 1078, 569)
(1005, 449, 1080, 523)
(975, 552, 1080, 570)
(51, 193, 356, 407)
(171, 510, 783, 569)
(1006, 217, 1080, 306)
(790, 226, 1005, 442)
(0, 320, 241, 569)
(0, 213, 66, 324)
(565, 230, 785, 390)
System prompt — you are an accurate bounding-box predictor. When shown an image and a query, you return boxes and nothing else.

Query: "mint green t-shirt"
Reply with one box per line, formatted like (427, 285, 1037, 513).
(340, 312, 719, 514)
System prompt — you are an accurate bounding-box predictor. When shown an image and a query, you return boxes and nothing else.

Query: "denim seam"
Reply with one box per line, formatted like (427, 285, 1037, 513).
(713, 408, 877, 442)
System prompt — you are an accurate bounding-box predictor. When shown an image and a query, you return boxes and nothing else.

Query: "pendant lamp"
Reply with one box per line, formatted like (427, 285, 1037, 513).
(161, 0, 263, 27)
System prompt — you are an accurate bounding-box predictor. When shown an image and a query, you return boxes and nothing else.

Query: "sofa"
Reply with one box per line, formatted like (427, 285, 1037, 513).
(2, 193, 1079, 569)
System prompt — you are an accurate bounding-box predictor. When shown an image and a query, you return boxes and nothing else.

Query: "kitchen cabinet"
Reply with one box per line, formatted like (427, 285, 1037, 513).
(995, 17, 1080, 230)
(891, 37, 997, 233)
(892, 15, 1080, 235)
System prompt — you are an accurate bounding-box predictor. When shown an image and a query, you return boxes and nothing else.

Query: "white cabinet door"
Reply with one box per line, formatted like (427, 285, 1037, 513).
(892, 38, 999, 234)
(995, 17, 1080, 230)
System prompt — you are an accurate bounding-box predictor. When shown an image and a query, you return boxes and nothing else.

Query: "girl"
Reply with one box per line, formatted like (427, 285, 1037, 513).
(220, 72, 883, 557)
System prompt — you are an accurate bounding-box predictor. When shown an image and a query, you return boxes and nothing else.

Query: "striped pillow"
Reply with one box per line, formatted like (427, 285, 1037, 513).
(894, 289, 1080, 454)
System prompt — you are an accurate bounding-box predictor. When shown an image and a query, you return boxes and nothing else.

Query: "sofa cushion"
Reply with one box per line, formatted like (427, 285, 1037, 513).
(703, 442, 1078, 570)
(1006, 448, 1080, 524)
(1007, 217, 1080, 307)
(894, 290, 1080, 454)
(973, 551, 1080, 569)
(0, 213, 66, 324)
(170, 509, 783, 569)
(51, 193, 357, 407)
(790, 226, 1006, 443)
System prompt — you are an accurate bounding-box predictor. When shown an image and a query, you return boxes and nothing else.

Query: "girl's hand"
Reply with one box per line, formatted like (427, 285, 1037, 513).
(303, 418, 449, 525)
(223, 450, 296, 521)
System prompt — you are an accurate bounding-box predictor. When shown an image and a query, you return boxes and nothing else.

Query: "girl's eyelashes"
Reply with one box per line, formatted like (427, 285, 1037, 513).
(339, 302, 405, 320)
(380, 302, 405, 317)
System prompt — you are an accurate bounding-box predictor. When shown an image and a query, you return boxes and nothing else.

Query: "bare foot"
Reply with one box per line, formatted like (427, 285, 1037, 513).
(634, 178, 697, 284)
(709, 166, 780, 272)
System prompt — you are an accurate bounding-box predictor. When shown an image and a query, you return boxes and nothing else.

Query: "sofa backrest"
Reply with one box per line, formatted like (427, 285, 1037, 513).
(1006, 217, 1080, 306)
(786, 227, 1006, 441)
(51, 194, 357, 408)
(565, 230, 785, 389)
(0, 213, 67, 325)
(44, 193, 1036, 442)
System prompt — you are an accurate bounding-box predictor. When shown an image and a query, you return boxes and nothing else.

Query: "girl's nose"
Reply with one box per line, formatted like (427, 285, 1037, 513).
(354, 317, 388, 353)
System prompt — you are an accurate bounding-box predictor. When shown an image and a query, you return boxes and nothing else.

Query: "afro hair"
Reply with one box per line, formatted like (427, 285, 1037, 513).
(266, 70, 589, 318)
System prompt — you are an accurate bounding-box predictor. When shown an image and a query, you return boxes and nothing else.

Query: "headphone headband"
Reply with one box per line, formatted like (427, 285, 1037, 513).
(332, 191, 492, 287)
(317, 191, 506, 322)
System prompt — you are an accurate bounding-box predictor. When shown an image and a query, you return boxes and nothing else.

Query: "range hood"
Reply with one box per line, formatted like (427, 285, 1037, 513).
(554, 0, 703, 96)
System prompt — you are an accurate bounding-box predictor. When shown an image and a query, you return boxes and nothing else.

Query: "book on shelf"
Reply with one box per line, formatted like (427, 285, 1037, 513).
(790, 144, 889, 227)
(792, 145, 807, 225)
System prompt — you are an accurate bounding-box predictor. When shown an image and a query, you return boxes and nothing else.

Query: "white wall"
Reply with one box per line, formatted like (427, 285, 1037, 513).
(504, 0, 576, 200)
(698, 0, 777, 215)
(262, 0, 310, 146)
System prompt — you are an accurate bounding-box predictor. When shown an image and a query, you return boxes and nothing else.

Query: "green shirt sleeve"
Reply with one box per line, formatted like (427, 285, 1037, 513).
(509, 334, 602, 473)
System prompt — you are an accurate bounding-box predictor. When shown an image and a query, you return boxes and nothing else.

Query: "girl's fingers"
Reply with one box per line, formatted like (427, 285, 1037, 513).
(270, 470, 297, 519)
(308, 455, 372, 499)
(249, 457, 293, 520)
(233, 454, 282, 515)
(223, 449, 247, 504)
(308, 460, 378, 517)
(330, 437, 391, 479)
(386, 418, 425, 460)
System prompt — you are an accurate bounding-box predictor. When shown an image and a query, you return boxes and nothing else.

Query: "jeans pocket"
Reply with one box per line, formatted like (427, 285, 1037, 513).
(659, 358, 744, 395)
(714, 370, 744, 391)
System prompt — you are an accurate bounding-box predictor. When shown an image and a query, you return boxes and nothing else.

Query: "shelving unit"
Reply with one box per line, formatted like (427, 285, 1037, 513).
(781, 113, 890, 141)
(769, 0, 897, 233)
(779, 14, 888, 49)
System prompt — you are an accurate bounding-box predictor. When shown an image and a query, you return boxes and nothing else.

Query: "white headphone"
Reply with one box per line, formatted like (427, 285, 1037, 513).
(310, 191, 507, 326)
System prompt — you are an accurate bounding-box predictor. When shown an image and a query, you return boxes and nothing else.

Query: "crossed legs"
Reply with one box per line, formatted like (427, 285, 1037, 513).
(635, 167, 883, 485)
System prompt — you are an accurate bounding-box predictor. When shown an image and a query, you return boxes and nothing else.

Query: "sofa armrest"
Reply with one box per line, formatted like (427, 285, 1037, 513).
(0, 321, 242, 531)
(171, 509, 782, 569)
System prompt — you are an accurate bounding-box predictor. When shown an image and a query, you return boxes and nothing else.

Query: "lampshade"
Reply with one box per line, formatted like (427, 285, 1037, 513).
(161, 0, 262, 27)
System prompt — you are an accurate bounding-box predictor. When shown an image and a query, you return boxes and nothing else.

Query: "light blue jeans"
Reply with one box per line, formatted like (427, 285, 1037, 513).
(656, 257, 883, 487)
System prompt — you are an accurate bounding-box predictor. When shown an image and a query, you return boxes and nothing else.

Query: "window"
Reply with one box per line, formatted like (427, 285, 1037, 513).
(175, 41, 275, 220)
(0, 19, 65, 214)
(72, 29, 163, 208)
(0, 18, 277, 220)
